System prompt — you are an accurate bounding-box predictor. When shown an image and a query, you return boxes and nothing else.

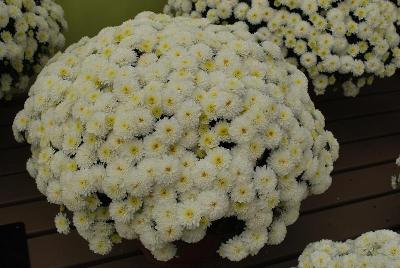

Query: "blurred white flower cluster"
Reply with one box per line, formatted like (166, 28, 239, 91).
(298, 230, 400, 267)
(0, 0, 66, 100)
(165, 0, 400, 97)
(13, 12, 338, 262)
(391, 155, 400, 189)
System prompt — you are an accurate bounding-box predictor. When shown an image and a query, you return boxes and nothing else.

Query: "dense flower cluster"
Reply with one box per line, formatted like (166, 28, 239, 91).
(12, 12, 338, 262)
(0, 0, 67, 100)
(165, 0, 400, 97)
(298, 230, 400, 267)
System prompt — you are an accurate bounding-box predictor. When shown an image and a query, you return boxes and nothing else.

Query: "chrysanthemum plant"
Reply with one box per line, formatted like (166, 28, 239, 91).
(13, 12, 338, 262)
(298, 230, 400, 267)
(165, 0, 400, 97)
(0, 0, 67, 100)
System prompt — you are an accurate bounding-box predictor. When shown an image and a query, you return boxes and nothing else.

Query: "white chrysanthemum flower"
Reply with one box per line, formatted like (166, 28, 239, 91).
(166, 0, 400, 96)
(47, 180, 63, 204)
(109, 201, 132, 223)
(268, 219, 287, 245)
(218, 237, 249, 261)
(0, 0, 67, 100)
(152, 199, 176, 221)
(241, 228, 269, 255)
(181, 225, 207, 243)
(253, 166, 278, 195)
(13, 12, 338, 262)
(88, 236, 113, 255)
(231, 182, 256, 203)
(191, 159, 218, 189)
(198, 190, 229, 220)
(54, 212, 70, 235)
(298, 230, 400, 268)
(151, 243, 178, 262)
(115, 221, 138, 240)
(177, 200, 203, 229)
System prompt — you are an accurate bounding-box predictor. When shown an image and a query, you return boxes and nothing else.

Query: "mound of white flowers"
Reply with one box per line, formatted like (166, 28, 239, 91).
(12, 12, 338, 262)
(298, 230, 400, 267)
(0, 0, 67, 100)
(165, 0, 400, 97)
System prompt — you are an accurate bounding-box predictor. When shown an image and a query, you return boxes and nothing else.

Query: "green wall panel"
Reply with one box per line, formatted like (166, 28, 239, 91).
(55, 0, 168, 46)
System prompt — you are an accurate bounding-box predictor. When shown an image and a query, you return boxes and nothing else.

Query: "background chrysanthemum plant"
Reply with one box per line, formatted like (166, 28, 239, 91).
(165, 0, 400, 97)
(0, 0, 67, 100)
(298, 230, 400, 267)
(13, 12, 339, 262)
(391, 155, 400, 189)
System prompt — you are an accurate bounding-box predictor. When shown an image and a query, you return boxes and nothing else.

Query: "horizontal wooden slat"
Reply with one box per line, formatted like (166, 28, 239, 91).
(0, 172, 40, 207)
(327, 111, 400, 144)
(89, 255, 151, 268)
(0, 200, 57, 237)
(91, 253, 297, 268)
(92, 254, 298, 268)
(28, 231, 141, 268)
(0, 125, 21, 149)
(0, 146, 30, 177)
(334, 134, 400, 173)
(317, 90, 400, 122)
(302, 162, 399, 213)
(0, 97, 25, 126)
(269, 259, 297, 268)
